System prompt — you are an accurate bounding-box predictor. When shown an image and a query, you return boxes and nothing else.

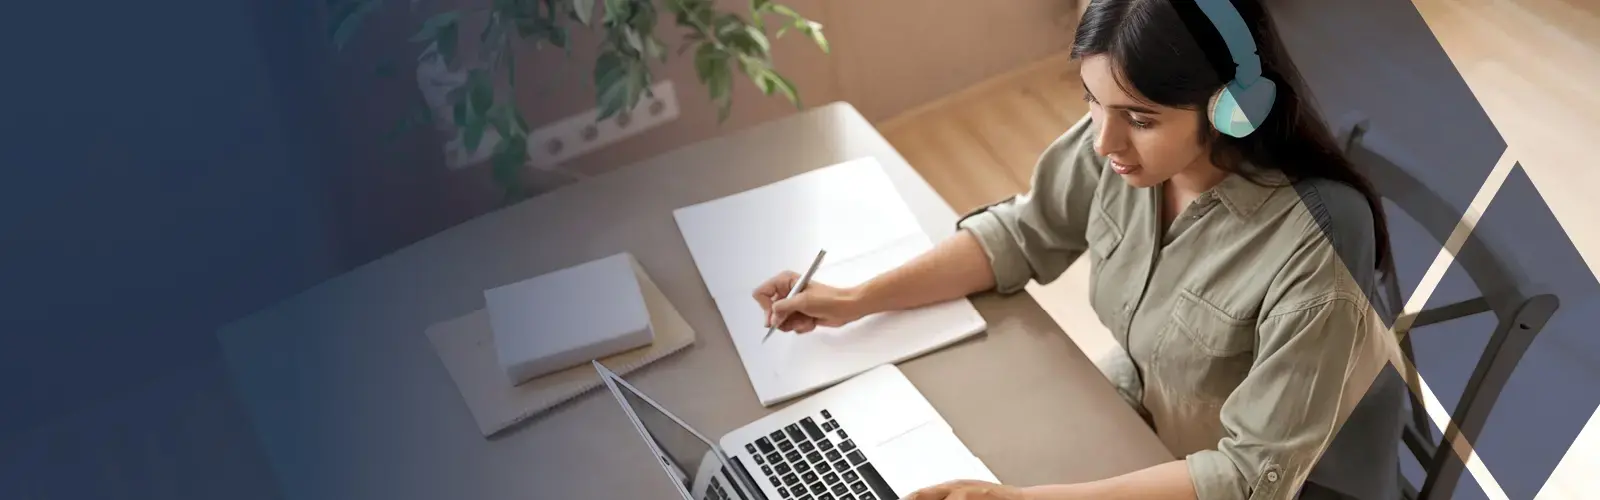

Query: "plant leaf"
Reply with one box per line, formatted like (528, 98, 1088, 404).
(714, 13, 743, 39)
(743, 25, 771, 54)
(767, 70, 799, 107)
(693, 43, 724, 83)
(437, 22, 460, 66)
(627, 62, 650, 108)
(646, 36, 667, 62)
(754, 70, 774, 95)
(488, 104, 513, 139)
(470, 70, 494, 116)
(715, 92, 733, 123)
(801, 21, 828, 53)
(704, 49, 733, 122)
(572, 0, 595, 25)
(332, 0, 384, 50)
(479, 12, 497, 43)
(513, 107, 530, 135)
(549, 23, 569, 49)
(751, 0, 771, 30)
(514, 18, 543, 38)
(594, 52, 633, 120)
(464, 114, 486, 153)
(595, 51, 626, 89)
(624, 29, 645, 54)
(629, 1, 659, 36)
(503, 46, 517, 86)
(410, 10, 459, 42)
(603, 0, 629, 24)
(771, 4, 801, 20)
(491, 135, 528, 200)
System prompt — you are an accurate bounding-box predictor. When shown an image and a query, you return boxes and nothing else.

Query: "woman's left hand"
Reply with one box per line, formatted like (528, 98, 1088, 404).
(901, 479, 1031, 500)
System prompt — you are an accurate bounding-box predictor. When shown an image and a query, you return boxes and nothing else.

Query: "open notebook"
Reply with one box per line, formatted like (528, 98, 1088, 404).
(673, 157, 987, 406)
(426, 258, 696, 437)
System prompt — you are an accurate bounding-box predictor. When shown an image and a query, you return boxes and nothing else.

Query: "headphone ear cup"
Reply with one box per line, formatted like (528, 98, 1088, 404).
(1209, 79, 1277, 138)
(1208, 88, 1228, 134)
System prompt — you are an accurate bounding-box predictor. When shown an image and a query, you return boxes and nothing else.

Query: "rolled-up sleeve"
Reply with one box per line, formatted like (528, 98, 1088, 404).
(1187, 227, 1392, 499)
(956, 113, 1104, 294)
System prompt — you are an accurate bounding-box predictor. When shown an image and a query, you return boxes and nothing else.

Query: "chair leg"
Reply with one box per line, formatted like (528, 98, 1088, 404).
(1399, 334, 1433, 444)
(1400, 468, 1419, 500)
(1418, 295, 1560, 499)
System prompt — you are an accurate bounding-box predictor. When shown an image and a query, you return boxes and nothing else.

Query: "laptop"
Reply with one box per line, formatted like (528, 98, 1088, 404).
(595, 360, 998, 500)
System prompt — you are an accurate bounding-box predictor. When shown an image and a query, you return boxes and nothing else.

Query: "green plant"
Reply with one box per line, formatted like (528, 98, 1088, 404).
(328, 0, 829, 195)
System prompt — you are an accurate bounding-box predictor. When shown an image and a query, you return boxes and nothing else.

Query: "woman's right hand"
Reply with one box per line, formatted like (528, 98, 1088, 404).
(752, 271, 871, 334)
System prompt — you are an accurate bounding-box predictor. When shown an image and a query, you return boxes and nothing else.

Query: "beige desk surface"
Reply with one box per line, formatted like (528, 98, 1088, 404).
(216, 102, 1173, 500)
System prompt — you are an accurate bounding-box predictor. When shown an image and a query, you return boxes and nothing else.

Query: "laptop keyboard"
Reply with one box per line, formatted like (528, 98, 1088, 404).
(741, 409, 896, 500)
(704, 476, 731, 500)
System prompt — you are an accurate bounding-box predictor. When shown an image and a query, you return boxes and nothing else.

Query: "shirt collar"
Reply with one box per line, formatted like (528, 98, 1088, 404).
(1209, 167, 1288, 218)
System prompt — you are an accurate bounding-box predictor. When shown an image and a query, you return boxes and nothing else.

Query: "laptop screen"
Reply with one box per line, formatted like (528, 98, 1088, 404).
(613, 377, 753, 500)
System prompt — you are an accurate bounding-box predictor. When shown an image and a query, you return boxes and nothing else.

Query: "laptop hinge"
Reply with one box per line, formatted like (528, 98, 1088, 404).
(724, 455, 766, 500)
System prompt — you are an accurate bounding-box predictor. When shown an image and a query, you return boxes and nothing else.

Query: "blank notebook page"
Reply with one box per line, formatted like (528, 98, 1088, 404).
(673, 157, 986, 406)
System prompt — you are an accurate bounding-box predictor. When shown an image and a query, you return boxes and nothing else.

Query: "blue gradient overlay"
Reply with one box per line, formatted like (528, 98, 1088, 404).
(2, 0, 1594, 499)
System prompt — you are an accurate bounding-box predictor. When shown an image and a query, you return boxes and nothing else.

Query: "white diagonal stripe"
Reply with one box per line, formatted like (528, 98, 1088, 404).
(1387, 148, 1519, 499)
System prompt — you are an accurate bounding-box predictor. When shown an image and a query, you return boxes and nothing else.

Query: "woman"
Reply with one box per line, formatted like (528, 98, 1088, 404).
(751, 0, 1407, 499)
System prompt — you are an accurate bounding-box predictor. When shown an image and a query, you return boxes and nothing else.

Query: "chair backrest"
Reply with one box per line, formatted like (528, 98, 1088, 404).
(1333, 113, 1561, 500)
(1333, 114, 1531, 317)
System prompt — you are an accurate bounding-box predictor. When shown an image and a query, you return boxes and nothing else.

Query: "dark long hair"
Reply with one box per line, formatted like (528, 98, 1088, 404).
(1070, 0, 1392, 271)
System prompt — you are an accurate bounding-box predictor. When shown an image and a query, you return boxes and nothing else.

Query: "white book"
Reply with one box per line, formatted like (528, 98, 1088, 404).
(673, 157, 987, 406)
(484, 253, 656, 385)
(429, 252, 695, 437)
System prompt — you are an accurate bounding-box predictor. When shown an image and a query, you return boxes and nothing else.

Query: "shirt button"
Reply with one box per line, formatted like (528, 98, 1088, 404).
(1266, 471, 1280, 482)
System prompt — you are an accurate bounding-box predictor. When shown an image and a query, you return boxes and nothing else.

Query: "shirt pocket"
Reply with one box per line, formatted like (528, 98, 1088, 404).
(1162, 289, 1256, 404)
(1085, 208, 1125, 328)
(1085, 208, 1124, 265)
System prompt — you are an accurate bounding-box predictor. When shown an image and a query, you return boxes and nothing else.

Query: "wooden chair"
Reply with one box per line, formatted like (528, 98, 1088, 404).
(1334, 115, 1561, 499)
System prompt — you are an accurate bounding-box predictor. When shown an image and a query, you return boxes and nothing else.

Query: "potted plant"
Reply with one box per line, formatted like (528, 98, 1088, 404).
(328, 0, 830, 195)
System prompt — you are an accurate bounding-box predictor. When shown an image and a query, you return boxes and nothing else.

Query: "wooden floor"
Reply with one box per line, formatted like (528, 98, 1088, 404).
(878, 0, 1600, 498)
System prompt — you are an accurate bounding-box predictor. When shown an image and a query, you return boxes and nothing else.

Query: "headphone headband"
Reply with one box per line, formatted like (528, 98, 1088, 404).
(1193, 0, 1263, 86)
(1173, 0, 1277, 138)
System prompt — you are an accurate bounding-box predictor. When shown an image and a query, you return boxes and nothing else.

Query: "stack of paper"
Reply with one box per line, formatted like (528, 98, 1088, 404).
(673, 157, 987, 406)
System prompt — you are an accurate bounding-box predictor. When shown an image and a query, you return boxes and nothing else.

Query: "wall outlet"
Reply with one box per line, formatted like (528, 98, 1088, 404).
(526, 80, 680, 170)
(445, 80, 681, 171)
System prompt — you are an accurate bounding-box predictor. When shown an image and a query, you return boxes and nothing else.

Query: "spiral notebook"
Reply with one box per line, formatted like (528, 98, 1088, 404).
(426, 259, 696, 437)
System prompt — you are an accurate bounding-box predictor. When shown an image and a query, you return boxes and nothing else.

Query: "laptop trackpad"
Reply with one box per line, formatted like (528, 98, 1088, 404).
(870, 422, 999, 494)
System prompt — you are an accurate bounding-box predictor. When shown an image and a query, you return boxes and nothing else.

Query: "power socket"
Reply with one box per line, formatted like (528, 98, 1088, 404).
(445, 80, 680, 171)
(528, 80, 680, 170)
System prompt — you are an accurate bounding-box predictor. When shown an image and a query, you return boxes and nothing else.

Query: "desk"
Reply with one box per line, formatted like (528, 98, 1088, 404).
(216, 102, 1173, 500)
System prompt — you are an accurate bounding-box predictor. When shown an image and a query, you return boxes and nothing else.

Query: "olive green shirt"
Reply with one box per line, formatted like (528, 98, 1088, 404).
(957, 115, 1398, 500)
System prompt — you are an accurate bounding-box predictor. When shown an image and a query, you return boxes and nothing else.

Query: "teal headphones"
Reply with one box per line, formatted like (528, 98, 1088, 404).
(1185, 0, 1277, 138)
